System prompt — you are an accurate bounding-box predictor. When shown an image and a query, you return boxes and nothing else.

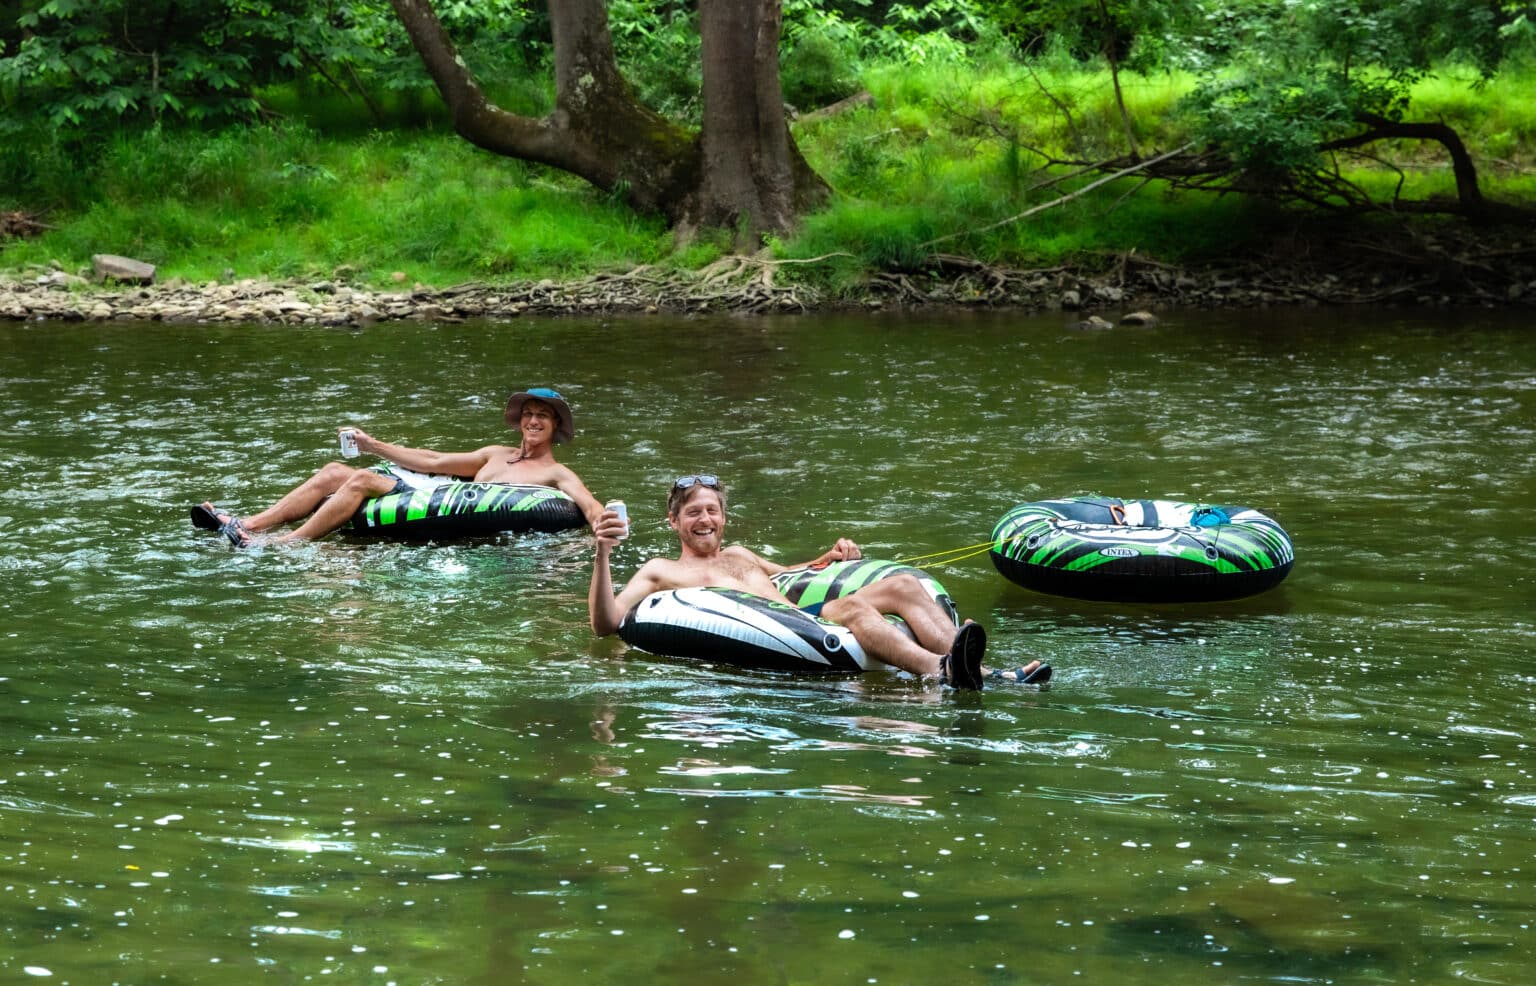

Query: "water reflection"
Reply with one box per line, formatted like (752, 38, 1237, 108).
(3, 310, 1535, 983)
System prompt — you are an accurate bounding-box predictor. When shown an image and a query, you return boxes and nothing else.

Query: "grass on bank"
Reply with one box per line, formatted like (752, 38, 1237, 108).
(0, 124, 679, 286)
(4, 58, 1536, 291)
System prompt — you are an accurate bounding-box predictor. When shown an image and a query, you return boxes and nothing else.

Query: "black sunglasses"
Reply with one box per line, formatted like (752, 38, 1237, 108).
(672, 474, 720, 491)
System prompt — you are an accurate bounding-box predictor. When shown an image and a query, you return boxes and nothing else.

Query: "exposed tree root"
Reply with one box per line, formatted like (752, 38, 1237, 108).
(0, 211, 50, 240)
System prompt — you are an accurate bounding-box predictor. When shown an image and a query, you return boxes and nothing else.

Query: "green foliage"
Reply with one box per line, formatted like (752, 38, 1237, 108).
(0, 0, 542, 133)
(1413, 67, 1536, 155)
(0, 120, 81, 206)
(607, 0, 702, 121)
(861, 0, 1004, 65)
(781, 30, 860, 112)
(1178, 1, 1521, 175)
(599, 1, 1004, 124)
(670, 233, 731, 270)
(3, 1, 349, 129)
(0, 125, 670, 284)
(789, 198, 938, 271)
(795, 45, 1536, 270)
(1181, 77, 1355, 176)
(990, 0, 1208, 69)
(9, 0, 1536, 289)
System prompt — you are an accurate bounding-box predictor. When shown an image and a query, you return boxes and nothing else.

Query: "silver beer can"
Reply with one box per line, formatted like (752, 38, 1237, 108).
(605, 500, 628, 538)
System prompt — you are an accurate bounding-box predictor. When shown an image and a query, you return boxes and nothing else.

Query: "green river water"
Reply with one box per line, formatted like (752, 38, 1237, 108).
(1, 308, 1533, 985)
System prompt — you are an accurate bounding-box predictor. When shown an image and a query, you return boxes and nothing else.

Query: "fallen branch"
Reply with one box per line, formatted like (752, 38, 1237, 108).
(0, 211, 52, 240)
(921, 143, 1195, 249)
(795, 90, 874, 124)
(758, 251, 855, 266)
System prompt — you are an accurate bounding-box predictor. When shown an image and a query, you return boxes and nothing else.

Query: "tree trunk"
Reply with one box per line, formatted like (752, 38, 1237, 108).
(683, 0, 828, 244)
(1097, 0, 1139, 160)
(387, 0, 827, 240)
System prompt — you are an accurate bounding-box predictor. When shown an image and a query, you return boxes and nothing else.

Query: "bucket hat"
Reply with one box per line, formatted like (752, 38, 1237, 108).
(504, 387, 574, 444)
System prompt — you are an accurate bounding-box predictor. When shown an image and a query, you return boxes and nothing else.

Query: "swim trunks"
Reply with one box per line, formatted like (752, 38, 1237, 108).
(372, 465, 452, 497)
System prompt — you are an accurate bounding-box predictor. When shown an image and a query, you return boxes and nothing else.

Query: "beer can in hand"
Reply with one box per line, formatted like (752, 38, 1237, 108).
(339, 429, 360, 458)
(605, 500, 628, 539)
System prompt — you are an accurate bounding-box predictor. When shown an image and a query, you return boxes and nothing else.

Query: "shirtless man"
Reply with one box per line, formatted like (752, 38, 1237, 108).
(193, 387, 603, 546)
(589, 475, 1048, 689)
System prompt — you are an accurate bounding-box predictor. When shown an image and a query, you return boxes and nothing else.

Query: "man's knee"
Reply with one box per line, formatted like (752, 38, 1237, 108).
(854, 573, 923, 606)
(821, 596, 877, 626)
(315, 461, 359, 484)
(339, 467, 391, 496)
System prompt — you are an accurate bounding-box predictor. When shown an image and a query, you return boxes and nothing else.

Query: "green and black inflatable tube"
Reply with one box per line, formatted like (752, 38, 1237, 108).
(771, 558, 958, 625)
(348, 482, 585, 541)
(990, 496, 1294, 603)
(617, 560, 955, 675)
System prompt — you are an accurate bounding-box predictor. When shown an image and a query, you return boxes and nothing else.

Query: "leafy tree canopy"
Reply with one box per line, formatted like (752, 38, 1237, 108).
(0, 0, 998, 134)
(1181, 0, 1521, 174)
(0, 0, 536, 131)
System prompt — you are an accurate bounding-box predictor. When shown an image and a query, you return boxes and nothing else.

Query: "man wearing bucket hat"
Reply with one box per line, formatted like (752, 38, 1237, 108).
(191, 387, 603, 546)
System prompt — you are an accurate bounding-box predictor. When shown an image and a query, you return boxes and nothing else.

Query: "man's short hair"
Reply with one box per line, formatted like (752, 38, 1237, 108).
(667, 475, 727, 518)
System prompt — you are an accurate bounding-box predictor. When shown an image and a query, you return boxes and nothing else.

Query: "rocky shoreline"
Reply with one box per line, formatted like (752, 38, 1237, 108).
(5, 231, 1535, 325)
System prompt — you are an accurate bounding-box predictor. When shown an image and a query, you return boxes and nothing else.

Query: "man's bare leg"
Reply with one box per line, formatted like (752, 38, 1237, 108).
(242, 462, 376, 533)
(836, 577, 1046, 684)
(844, 575, 961, 654)
(820, 597, 947, 676)
(276, 468, 400, 542)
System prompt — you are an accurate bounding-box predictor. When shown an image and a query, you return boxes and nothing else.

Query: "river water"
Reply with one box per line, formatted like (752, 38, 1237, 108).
(2, 308, 1533, 984)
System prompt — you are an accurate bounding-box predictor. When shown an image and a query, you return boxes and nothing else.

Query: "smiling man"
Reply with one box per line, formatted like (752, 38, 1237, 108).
(193, 387, 603, 546)
(588, 475, 1045, 690)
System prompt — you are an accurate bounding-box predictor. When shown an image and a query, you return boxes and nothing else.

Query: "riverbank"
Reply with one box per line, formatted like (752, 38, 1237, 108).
(5, 222, 1535, 325)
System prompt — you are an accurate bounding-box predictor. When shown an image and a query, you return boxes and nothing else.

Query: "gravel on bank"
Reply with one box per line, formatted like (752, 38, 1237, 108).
(5, 237, 1535, 326)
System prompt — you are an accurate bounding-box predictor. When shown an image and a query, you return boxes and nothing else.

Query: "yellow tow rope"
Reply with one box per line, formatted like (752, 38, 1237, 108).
(893, 534, 1023, 568)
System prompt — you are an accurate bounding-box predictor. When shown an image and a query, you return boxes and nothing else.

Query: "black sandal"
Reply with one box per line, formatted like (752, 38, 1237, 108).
(190, 501, 224, 531)
(196, 501, 254, 548)
(220, 515, 253, 548)
(940, 622, 986, 690)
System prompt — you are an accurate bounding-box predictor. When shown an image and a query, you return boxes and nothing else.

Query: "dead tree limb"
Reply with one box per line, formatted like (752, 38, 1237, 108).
(920, 143, 1194, 249)
(795, 90, 873, 124)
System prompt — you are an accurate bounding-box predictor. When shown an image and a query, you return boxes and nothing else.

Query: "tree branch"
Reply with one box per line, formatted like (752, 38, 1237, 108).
(921, 143, 1194, 249)
(387, 0, 596, 175)
(1323, 111, 1485, 212)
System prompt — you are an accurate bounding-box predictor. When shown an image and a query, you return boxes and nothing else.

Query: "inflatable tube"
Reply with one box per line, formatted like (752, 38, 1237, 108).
(619, 587, 885, 674)
(347, 481, 585, 540)
(618, 559, 954, 674)
(770, 558, 959, 626)
(991, 497, 1294, 603)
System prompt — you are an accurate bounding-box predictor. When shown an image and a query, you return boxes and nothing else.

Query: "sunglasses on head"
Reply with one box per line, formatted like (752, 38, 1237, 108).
(672, 474, 719, 491)
(525, 387, 563, 400)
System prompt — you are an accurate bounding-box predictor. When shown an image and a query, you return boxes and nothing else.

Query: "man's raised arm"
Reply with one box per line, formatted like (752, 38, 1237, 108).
(764, 537, 864, 573)
(589, 507, 661, 636)
(348, 428, 492, 478)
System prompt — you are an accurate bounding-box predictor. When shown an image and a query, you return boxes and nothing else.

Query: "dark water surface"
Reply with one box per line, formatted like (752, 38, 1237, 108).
(2, 308, 1533, 984)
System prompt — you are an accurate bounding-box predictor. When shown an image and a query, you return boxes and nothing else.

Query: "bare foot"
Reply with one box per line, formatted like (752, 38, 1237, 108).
(985, 659, 1052, 684)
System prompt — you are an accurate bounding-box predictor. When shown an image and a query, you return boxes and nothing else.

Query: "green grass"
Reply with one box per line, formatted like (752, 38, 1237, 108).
(4, 57, 1535, 288)
(0, 123, 671, 285)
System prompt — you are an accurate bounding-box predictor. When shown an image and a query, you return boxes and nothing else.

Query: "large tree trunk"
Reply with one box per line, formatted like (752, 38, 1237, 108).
(387, 0, 827, 241)
(683, 0, 828, 243)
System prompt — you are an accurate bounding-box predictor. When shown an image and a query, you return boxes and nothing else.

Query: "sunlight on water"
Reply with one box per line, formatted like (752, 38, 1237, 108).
(1, 309, 1533, 982)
